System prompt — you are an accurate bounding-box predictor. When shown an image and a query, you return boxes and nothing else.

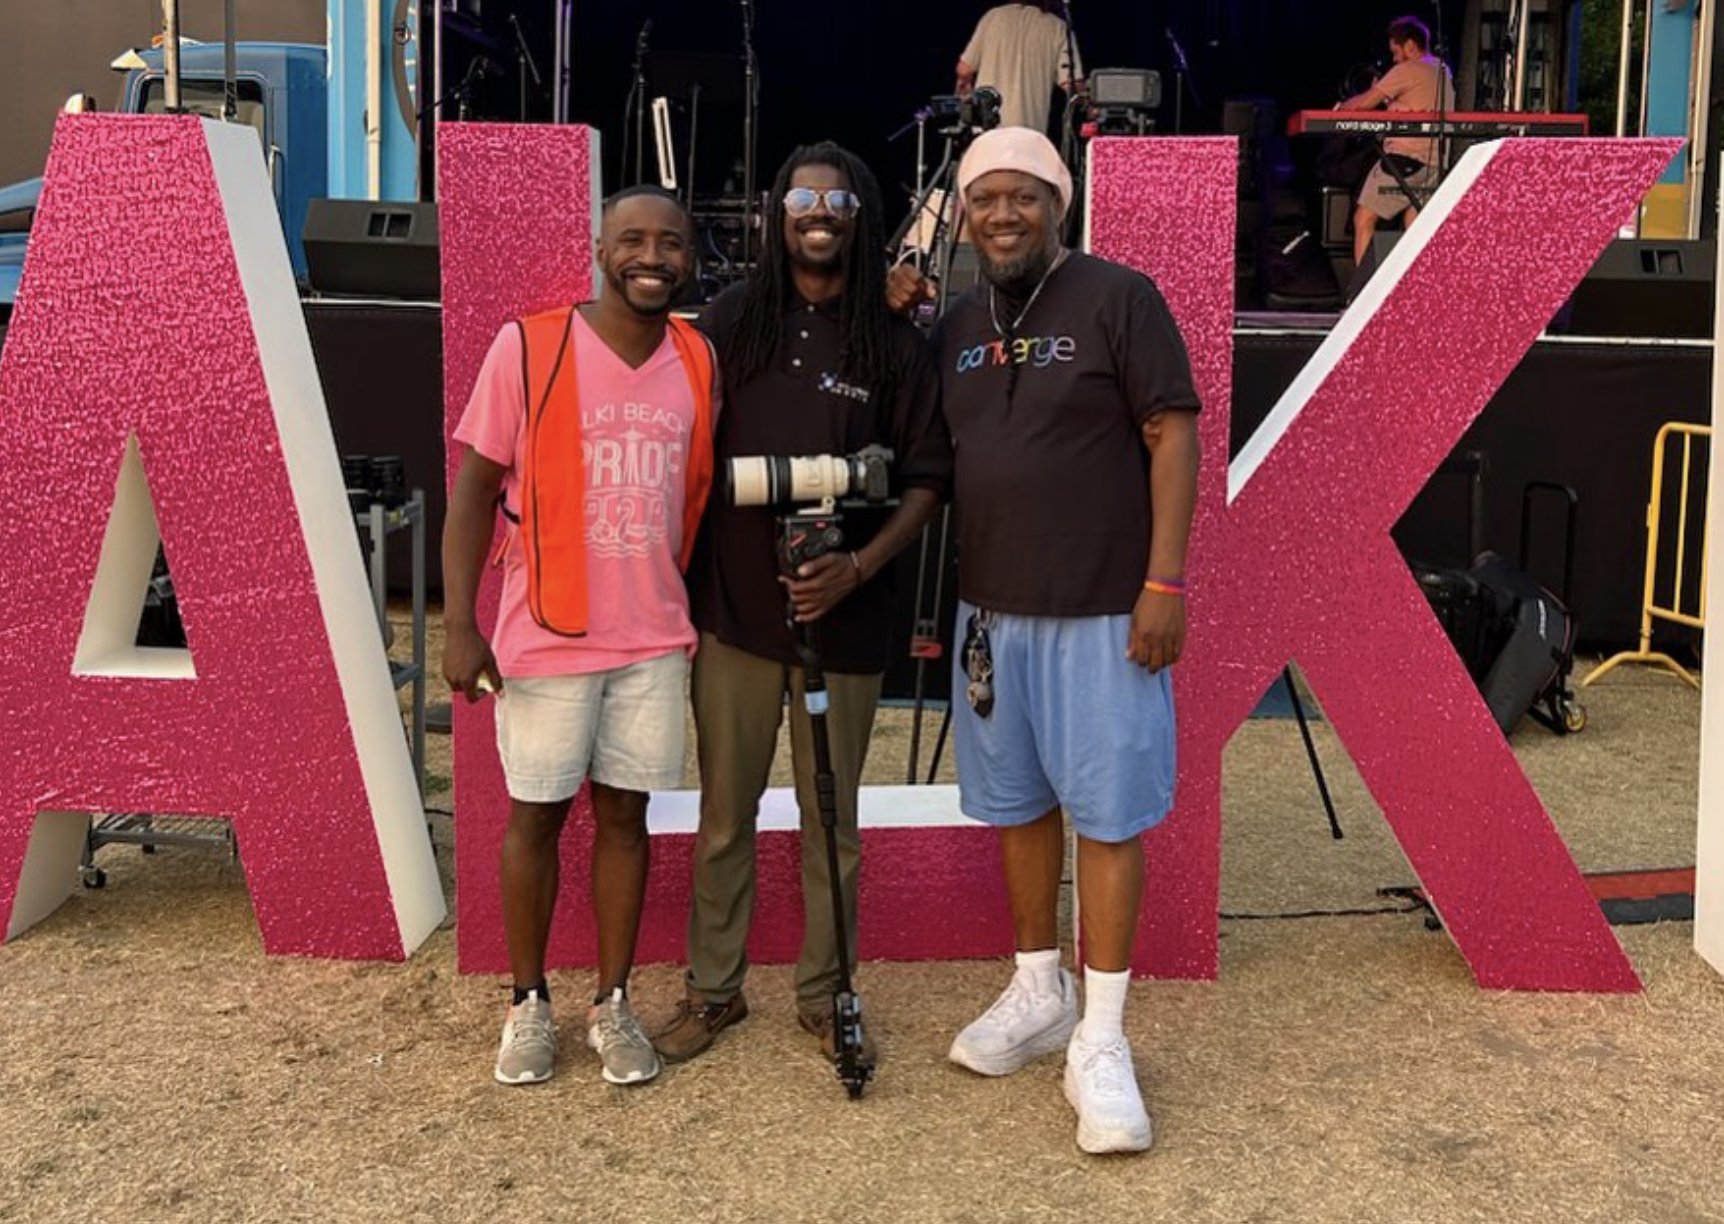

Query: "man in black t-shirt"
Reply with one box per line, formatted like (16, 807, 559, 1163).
(932, 127, 1200, 1155)
(655, 142, 953, 1070)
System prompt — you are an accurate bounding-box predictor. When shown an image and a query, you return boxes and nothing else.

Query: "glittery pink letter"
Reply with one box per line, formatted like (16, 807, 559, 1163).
(0, 116, 444, 956)
(1090, 138, 1680, 991)
(438, 123, 604, 972)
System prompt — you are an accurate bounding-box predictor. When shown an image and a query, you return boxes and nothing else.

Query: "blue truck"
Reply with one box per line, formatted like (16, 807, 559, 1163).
(0, 28, 420, 321)
(0, 177, 37, 313)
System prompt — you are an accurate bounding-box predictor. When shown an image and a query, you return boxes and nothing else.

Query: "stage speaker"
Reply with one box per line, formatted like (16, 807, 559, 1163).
(1345, 231, 1401, 302)
(1556, 240, 1715, 340)
(1319, 187, 1352, 250)
(303, 199, 440, 300)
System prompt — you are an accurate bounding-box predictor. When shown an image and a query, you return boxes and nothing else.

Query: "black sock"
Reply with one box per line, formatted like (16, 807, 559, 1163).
(512, 981, 549, 1007)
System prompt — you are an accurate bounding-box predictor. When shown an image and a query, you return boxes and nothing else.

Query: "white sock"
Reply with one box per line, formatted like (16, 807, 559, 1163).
(1078, 966, 1129, 1045)
(1014, 947, 1063, 995)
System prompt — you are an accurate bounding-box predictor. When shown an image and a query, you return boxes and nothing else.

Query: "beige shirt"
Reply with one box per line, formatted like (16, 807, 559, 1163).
(960, 4, 1082, 134)
(1377, 55, 1455, 162)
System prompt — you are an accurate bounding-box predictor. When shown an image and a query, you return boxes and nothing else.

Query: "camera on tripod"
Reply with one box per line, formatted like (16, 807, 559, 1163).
(725, 448, 892, 1098)
(724, 445, 895, 576)
(924, 86, 1003, 140)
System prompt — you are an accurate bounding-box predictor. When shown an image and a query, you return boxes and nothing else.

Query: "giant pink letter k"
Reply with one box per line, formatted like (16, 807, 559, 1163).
(1090, 137, 1680, 991)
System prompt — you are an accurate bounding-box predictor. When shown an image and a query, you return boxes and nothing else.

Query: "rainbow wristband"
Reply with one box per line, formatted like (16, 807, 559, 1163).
(1142, 577, 1186, 596)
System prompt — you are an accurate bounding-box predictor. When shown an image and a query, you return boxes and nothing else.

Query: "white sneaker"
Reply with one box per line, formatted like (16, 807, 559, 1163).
(587, 989, 662, 1086)
(948, 968, 1078, 1076)
(494, 992, 557, 1085)
(1063, 1031, 1153, 1154)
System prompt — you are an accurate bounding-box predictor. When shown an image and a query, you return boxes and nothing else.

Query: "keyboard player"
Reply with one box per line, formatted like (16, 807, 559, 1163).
(1336, 16, 1455, 265)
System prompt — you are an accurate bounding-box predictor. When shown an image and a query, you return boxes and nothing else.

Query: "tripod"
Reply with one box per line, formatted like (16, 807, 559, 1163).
(887, 110, 977, 781)
(779, 505, 873, 1099)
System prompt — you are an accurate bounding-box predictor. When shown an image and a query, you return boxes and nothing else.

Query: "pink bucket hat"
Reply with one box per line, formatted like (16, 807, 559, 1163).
(956, 126, 1074, 214)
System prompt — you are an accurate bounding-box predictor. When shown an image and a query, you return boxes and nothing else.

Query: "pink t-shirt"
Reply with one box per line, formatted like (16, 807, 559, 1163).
(454, 312, 707, 677)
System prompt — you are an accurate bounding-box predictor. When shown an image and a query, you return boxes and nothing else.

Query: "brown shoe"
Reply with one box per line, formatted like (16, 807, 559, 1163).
(798, 1004, 879, 1067)
(655, 993, 748, 1064)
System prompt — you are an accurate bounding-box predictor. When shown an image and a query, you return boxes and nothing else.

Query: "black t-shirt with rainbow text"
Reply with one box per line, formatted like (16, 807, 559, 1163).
(933, 251, 1200, 617)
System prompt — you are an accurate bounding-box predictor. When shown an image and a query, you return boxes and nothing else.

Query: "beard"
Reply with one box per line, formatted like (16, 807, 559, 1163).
(605, 266, 678, 317)
(976, 239, 1059, 300)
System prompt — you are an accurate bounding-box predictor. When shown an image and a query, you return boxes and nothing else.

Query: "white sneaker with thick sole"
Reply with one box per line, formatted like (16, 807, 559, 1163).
(1063, 1031, 1153, 1154)
(494, 992, 557, 1085)
(587, 989, 662, 1086)
(948, 968, 1078, 1076)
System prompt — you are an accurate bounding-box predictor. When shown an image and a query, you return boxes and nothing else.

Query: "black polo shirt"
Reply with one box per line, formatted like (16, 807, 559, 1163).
(689, 284, 953, 672)
(933, 251, 1200, 617)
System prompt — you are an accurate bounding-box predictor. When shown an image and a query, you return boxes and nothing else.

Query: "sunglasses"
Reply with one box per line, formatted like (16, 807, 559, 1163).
(783, 187, 861, 218)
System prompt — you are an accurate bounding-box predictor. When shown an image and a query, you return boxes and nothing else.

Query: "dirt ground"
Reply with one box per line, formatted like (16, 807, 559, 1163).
(1, 612, 1720, 1224)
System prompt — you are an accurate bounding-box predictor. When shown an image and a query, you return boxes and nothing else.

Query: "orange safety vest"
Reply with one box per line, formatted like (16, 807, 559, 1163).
(506, 305, 716, 637)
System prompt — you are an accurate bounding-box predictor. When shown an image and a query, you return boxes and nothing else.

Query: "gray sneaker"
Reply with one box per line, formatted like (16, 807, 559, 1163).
(587, 988, 662, 1086)
(494, 991, 557, 1085)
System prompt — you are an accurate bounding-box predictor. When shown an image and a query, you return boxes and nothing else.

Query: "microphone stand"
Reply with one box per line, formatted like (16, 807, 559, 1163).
(1059, 1, 1085, 246)
(625, 19, 652, 186)
(686, 82, 702, 208)
(1432, 0, 1450, 185)
(1166, 26, 1201, 135)
(509, 13, 541, 124)
(419, 54, 493, 145)
(740, 0, 760, 268)
(1060, 0, 1081, 109)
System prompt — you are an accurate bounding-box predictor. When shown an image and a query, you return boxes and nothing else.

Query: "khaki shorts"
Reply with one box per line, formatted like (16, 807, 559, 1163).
(1359, 158, 1439, 220)
(494, 651, 688, 802)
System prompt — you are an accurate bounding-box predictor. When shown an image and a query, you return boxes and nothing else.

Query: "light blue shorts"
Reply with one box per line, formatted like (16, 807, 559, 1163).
(951, 602, 1177, 844)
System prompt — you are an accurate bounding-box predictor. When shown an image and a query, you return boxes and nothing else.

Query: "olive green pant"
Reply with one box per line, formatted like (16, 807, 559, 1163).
(686, 632, 882, 1008)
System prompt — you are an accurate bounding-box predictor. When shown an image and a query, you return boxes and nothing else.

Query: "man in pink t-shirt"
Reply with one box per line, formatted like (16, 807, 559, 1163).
(1338, 15, 1456, 264)
(443, 186, 715, 1089)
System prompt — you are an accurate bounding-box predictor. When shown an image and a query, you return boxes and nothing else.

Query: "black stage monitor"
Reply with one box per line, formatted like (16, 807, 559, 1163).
(1556, 239, 1715, 340)
(1089, 68, 1162, 111)
(303, 199, 441, 300)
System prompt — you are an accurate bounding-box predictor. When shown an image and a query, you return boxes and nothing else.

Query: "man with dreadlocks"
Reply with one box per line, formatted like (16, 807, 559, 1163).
(656, 142, 952, 1069)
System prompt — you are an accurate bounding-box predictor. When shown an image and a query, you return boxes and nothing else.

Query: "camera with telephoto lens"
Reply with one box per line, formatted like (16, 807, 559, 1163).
(725, 444, 894, 510)
(924, 86, 1002, 139)
(726, 446, 896, 579)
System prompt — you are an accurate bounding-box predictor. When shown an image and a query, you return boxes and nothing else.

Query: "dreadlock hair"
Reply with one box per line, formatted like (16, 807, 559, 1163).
(723, 141, 900, 397)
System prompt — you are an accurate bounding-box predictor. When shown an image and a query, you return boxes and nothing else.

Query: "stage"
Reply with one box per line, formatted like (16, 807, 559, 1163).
(1232, 321, 1714, 649)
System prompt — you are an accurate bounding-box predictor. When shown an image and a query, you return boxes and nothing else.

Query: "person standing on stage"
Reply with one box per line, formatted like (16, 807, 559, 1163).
(443, 186, 718, 1089)
(956, 2, 1083, 137)
(1338, 15, 1456, 264)
(933, 127, 1200, 1155)
(655, 142, 952, 1069)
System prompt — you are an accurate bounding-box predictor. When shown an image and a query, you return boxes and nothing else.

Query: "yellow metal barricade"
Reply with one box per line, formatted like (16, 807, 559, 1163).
(1583, 422, 1710, 689)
